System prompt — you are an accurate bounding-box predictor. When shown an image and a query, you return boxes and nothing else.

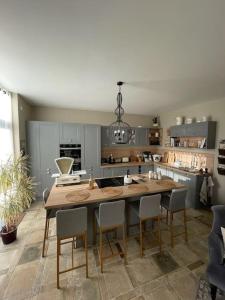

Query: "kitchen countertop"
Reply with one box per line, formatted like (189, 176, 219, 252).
(154, 162, 203, 176)
(45, 174, 185, 209)
(100, 161, 154, 168)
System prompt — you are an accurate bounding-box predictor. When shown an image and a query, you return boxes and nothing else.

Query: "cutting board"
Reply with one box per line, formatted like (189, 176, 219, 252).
(66, 190, 90, 202)
(101, 187, 123, 197)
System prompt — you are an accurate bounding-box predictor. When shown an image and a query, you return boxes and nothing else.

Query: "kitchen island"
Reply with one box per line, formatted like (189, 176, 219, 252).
(45, 174, 185, 243)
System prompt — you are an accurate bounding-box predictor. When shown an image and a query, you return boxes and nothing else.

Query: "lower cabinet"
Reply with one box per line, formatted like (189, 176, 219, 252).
(154, 164, 203, 208)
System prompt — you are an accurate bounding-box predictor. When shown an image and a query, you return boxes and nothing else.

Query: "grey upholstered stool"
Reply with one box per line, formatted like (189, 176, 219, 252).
(42, 188, 58, 257)
(93, 200, 126, 273)
(56, 207, 88, 289)
(129, 194, 162, 257)
(161, 188, 188, 247)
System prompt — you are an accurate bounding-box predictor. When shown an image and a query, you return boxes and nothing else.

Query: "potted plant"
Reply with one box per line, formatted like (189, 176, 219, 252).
(0, 154, 35, 244)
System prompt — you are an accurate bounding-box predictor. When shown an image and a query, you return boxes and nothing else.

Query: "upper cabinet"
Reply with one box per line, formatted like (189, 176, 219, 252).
(59, 123, 84, 144)
(170, 121, 217, 149)
(84, 124, 101, 169)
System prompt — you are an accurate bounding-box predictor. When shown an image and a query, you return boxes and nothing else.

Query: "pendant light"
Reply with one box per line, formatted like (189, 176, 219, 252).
(110, 81, 132, 144)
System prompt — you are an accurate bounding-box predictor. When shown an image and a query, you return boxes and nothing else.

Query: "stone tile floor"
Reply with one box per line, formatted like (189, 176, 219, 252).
(0, 201, 213, 300)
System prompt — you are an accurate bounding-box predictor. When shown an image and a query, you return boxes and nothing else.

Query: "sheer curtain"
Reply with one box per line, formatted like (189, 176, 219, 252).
(0, 89, 13, 164)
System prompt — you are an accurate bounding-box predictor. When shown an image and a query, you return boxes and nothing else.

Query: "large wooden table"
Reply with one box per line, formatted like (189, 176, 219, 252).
(45, 174, 185, 209)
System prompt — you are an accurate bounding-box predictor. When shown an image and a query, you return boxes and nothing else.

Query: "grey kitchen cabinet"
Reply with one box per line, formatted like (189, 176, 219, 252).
(170, 121, 217, 149)
(154, 164, 204, 208)
(26, 121, 60, 198)
(141, 165, 154, 174)
(83, 125, 101, 178)
(39, 122, 60, 190)
(101, 126, 111, 147)
(59, 123, 83, 144)
(101, 168, 113, 178)
(135, 128, 149, 146)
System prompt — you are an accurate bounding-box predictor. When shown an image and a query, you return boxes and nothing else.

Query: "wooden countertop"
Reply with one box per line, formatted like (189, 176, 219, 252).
(45, 174, 185, 209)
(100, 161, 154, 168)
(154, 162, 203, 176)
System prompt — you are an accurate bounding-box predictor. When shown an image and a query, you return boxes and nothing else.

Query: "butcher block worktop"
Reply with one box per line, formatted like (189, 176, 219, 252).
(45, 174, 185, 209)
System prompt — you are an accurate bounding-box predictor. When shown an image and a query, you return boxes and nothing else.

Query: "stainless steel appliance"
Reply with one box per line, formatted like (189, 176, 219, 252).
(59, 144, 81, 171)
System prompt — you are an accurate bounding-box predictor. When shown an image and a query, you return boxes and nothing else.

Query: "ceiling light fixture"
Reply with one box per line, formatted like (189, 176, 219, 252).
(110, 81, 132, 144)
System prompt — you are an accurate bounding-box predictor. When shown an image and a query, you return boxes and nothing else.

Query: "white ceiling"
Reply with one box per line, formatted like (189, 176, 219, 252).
(1, 0, 225, 115)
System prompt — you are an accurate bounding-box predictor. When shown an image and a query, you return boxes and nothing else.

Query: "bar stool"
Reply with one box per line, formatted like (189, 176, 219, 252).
(56, 207, 88, 289)
(161, 188, 188, 248)
(42, 188, 58, 257)
(129, 194, 162, 257)
(93, 200, 126, 273)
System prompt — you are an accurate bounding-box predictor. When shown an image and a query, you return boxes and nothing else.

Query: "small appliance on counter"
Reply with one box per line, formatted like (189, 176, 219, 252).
(55, 157, 81, 186)
(143, 151, 152, 162)
(122, 157, 129, 163)
(152, 154, 162, 162)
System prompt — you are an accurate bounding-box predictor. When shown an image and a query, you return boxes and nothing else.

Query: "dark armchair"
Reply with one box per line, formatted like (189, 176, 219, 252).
(207, 205, 225, 300)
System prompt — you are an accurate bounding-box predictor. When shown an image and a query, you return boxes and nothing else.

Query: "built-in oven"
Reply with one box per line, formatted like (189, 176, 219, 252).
(59, 144, 81, 172)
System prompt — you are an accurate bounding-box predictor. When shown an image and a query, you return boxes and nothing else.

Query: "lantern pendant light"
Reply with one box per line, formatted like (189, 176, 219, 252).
(110, 81, 132, 144)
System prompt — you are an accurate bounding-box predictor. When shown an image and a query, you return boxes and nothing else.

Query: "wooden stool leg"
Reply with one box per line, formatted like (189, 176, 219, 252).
(57, 238, 60, 289)
(46, 219, 50, 239)
(158, 215, 162, 254)
(42, 216, 48, 257)
(100, 228, 103, 273)
(184, 209, 188, 242)
(72, 238, 74, 268)
(123, 224, 127, 264)
(140, 219, 143, 257)
(170, 212, 174, 248)
(85, 232, 88, 278)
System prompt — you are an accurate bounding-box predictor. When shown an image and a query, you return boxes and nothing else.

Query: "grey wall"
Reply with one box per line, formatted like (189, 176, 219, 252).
(159, 97, 225, 204)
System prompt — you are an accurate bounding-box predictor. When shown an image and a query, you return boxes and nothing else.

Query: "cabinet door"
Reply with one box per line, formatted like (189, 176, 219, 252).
(170, 125, 186, 137)
(60, 123, 83, 144)
(84, 125, 101, 170)
(186, 123, 207, 137)
(112, 167, 126, 176)
(39, 122, 60, 191)
(102, 168, 113, 178)
(136, 128, 148, 146)
(101, 126, 111, 147)
(26, 122, 42, 198)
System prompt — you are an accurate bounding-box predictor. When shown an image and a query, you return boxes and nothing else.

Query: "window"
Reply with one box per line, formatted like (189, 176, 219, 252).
(0, 89, 13, 164)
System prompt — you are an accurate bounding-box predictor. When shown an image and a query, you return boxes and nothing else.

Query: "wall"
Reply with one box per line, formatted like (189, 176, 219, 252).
(159, 97, 225, 204)
(31, 105, 152, 127)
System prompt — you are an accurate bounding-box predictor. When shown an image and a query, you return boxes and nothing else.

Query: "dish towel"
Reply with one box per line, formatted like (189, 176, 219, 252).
(200, 176, 214, 205)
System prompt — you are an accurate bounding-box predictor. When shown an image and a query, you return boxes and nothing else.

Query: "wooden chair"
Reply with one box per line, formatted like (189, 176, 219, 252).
(93, 200, 126, 273)
(161, 188, 188, 247)
(56, 207, 88, 289)
(129, 194, 162, 257)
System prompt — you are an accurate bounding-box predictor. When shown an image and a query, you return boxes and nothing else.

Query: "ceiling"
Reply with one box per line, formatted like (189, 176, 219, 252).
(1, 0, 225, 115)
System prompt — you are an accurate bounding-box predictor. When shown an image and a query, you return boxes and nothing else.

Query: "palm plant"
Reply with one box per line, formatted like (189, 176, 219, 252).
(0, 154, 35, 235)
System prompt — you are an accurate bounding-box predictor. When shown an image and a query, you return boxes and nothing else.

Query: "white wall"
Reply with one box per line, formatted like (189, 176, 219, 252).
(30, 105, 153, 127)
(159, 97, 225, 204)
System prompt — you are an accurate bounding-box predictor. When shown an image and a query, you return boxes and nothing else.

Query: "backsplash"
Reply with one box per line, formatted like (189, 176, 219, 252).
(102, 146, 215, 172)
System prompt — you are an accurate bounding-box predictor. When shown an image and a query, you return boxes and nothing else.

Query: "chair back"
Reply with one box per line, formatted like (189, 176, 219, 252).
(56, 207, 87, 239)
(211, 205, 225, 236)
(169, 188, 188, 211)
(43, 188, 50, 203)
(139, 194, 161, 219)
(99, 200, 125, 228)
